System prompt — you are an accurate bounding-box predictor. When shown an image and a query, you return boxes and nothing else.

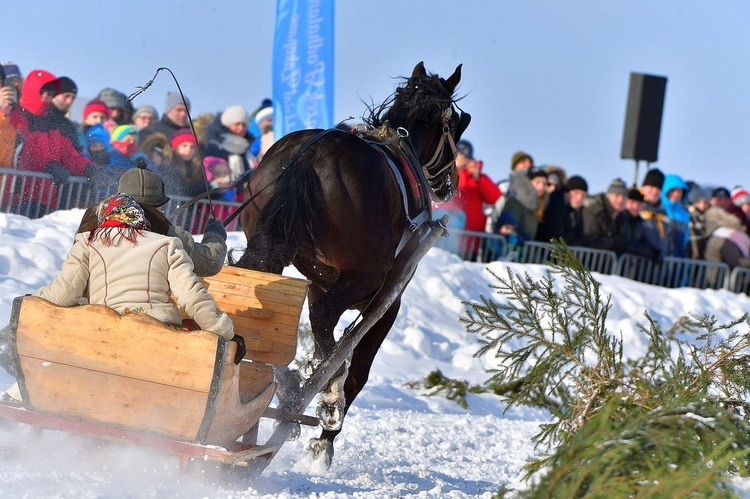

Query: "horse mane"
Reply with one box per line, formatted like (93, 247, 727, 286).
(364, 72, 456, 131)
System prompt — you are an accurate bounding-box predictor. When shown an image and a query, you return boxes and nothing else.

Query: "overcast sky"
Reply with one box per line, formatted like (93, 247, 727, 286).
(7, 0, 750, 193)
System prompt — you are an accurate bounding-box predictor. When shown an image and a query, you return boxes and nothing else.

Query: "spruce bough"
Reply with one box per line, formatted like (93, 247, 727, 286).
(462, 240, 750, 497)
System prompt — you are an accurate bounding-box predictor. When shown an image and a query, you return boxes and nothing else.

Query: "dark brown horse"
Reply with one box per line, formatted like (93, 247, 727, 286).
(233, 62, 468, 466)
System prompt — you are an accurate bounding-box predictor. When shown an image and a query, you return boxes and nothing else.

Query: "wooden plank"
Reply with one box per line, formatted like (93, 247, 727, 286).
(20, 358, 206, 440)
(203, 280, 308, 311)
(205, 266, 309, 291)
(16, 297, 218, 392)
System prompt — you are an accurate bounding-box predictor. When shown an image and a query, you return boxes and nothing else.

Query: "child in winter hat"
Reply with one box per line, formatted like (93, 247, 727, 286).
(83, 98, 110, 127)
(110, 124, 139, 157)
(203, 156, 236, 202)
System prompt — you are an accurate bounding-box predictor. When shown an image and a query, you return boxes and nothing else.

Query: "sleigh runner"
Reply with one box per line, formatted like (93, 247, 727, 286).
(1, 265, 311, 467)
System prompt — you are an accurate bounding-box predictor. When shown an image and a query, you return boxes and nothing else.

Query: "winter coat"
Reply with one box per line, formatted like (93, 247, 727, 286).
(563, 204, 586, 247)
(204, 115, 255, 179)
(660, 174, 690, 253)
(640, 201, 685, 259)
(456, 168, 501, 232)
(703, 206, 750, 269)
(76, 204, 227, 277)
(535, 187, 566, 242)
(33, 230, 234, 339)
(581, 193, 624, 251)
(46, 105, 83, 152)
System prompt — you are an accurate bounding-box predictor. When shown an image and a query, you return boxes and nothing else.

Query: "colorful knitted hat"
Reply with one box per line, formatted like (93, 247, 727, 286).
(83, 98, 110, 121)
(111, 124, 139, 143)
(170, 128, 197, 149)
(731, 187, 750, 207)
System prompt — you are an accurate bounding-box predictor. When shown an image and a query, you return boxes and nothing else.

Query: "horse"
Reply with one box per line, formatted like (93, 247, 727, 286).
(233, 61, 469, 467)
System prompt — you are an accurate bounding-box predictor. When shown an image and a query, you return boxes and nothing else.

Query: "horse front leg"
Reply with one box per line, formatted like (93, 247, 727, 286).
(306, 296, 402, 470)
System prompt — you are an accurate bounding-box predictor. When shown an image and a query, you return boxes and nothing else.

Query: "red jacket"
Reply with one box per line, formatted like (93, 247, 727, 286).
(456, 168, 501, 232)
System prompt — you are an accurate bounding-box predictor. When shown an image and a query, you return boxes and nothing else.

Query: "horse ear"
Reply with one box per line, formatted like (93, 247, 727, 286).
(445, 64, 462, 93)
(412, 61, 427, 78)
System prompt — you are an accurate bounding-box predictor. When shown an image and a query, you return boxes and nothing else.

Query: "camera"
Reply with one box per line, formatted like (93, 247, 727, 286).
(1, 76, 18, 106)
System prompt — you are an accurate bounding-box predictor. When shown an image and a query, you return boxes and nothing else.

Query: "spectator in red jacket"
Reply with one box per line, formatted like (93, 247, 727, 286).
(7, 69, 91, 217)
(454, 140, 501, 260)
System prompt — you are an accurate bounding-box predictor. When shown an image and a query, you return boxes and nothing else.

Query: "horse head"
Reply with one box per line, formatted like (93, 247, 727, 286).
(374, 62, 469, 203)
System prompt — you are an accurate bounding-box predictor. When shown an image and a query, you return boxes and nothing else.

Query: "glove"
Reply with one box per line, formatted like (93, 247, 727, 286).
(230, 334, 246, 364)
(203, 217, 227, 240)
(46, 161, 70, 186)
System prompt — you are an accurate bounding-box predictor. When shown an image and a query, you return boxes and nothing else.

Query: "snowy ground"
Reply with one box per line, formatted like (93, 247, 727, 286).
(1, 209, 749, 498)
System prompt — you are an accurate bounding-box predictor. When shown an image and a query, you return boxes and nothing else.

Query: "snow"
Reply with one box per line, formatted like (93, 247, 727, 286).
(1, 209, 749, 497)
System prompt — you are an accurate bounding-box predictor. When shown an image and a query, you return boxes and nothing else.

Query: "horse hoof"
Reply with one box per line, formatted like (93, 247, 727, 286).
(316, 399, 344, 431)
(305, 438, 334, 470)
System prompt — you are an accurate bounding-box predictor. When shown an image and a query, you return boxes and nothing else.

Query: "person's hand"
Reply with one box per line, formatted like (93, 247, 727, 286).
(203, 217, 227, 240)
(466, 159, 481, 181)
(0, 86, 16, 112)
(46, 162, 70, 186)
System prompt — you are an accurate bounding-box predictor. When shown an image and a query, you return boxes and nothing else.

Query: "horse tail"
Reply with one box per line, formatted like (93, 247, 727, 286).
(250, 156, 327, 269)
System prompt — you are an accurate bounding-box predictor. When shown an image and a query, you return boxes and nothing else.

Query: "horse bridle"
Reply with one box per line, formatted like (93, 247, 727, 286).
(419, 106, 469, 201)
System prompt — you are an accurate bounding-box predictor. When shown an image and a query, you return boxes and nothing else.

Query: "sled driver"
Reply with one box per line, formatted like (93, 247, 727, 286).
(2, 193, 243, 401)
(76, 160, 228, 277)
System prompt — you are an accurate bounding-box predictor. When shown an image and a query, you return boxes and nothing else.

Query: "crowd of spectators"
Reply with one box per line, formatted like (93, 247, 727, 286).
(0, 61, 274, 217)
(445, 139, 750, 273)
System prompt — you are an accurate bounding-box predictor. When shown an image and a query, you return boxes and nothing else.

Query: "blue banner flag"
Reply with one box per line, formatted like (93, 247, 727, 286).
(272, 0, 335, 138)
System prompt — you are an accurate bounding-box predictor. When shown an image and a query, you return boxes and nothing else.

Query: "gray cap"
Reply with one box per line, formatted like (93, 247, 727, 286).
(117, 162, 170, 207)
(98, 87, 126, 109)
(607, 178, 628, 196)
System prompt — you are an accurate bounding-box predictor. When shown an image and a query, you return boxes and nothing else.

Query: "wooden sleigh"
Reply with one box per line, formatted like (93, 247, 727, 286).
(0, 266, 311, 468)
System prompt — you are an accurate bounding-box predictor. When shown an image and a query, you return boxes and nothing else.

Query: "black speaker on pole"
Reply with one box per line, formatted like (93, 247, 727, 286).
(620, 72, 667, 163)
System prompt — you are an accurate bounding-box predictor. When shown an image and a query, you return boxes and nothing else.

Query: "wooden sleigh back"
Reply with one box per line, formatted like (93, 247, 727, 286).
(8, 266, 309, 448)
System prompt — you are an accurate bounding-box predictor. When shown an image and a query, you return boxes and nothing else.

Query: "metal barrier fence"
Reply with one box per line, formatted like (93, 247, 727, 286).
(0, 168, 243, 233)
(2, 168, 749, 293)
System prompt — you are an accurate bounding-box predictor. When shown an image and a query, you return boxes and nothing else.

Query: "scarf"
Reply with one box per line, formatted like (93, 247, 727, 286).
(89, 193, 151, 246)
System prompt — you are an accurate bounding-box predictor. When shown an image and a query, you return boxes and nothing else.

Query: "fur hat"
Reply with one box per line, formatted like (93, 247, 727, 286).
(456, 140, 474, 159)
(57, 76, 77, 95)
(118, 162, 170, 207)
(170, 128, 197, 149)
(83, 98, 110, 121)
(641, 168, 665, 189)
(607, 178, 628, 196)
(627, 187, 644, 202)
(221, 105, 250, 127)
(566, 175, 588, 193)
(511, 151, 533, 171)
(97, 87, 126, 110)
(165, 91, 190, 114)
(731, 187, 750, 207)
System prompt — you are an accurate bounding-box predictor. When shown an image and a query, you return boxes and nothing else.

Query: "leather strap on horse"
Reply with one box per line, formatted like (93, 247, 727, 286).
(221, 128, 340, 227)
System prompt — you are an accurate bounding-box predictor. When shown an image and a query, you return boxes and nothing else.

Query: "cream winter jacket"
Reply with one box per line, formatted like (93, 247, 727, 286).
(34, 231, 234, 339)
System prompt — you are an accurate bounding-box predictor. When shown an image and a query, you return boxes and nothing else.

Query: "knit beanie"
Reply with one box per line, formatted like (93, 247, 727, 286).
(627, 187, 645, 202)
(134, 104, 158, 120)
(511, 151, 533, 171)
(1, 61, 21, 80)
(641, 168, 665, 189)
(254, 106, 273, 126)
(456, 140, 473, 159)
(527, 167, 548, 181)
(97, 87, 126, 109)
(607, 178, 628, 196)
(85, 123, 112, 147)
(57, 76, 77, 95)
(203, 156, 229, 181)
(566, 175, 588, 193)
(711, 187, 731, 199)
(731, 187, 750, 207)
(687, 187, 710, 204)
(170, 128, 197, 149)
(221, 105, 250, 127)
(111, 124, 139, 143)
(83, 98, 110, 121)
(165, 91, 190, 114)
(496, 210, 518, 229)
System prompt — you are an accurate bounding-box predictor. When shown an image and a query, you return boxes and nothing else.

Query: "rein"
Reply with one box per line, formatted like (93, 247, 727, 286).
(220, 128, 338, 227)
